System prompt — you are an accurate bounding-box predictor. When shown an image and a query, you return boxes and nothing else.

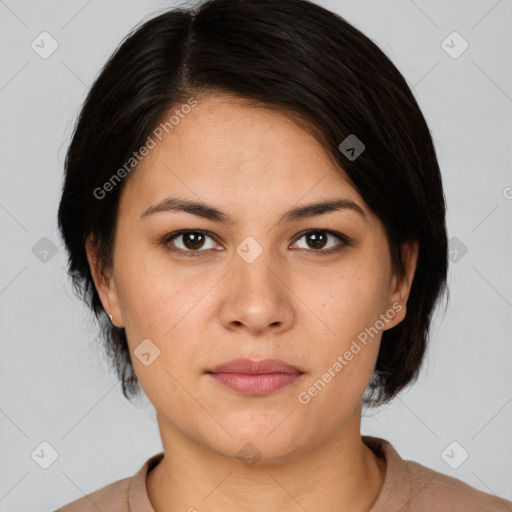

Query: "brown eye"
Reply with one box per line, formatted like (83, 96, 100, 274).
(181, 232, 207, 250)
(164, 230, 218, 254)
(305, 231, 328, 250)
(292, 230, 349, 254)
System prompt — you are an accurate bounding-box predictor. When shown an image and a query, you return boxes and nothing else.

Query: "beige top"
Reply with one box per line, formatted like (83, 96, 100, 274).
(55, 435, 512, 511)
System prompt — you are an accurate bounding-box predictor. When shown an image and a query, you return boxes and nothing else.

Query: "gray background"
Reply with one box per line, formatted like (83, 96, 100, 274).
(1, 0, 511, 510)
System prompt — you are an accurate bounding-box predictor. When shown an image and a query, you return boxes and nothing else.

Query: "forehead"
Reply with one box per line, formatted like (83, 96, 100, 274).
(118, 94, 368, 220)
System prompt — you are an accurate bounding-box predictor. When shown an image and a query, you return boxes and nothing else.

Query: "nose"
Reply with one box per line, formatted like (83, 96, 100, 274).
(218, 248, 295, 336)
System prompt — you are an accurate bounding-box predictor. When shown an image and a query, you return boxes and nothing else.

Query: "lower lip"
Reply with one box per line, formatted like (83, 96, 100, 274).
(207, 372, 303, 396)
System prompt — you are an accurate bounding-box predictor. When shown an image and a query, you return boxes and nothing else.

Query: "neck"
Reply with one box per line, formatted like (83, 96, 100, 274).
(146, 410, 386, 512)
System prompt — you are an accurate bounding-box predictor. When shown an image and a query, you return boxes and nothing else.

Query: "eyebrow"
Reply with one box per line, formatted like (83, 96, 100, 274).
(140, 196, 366, 224)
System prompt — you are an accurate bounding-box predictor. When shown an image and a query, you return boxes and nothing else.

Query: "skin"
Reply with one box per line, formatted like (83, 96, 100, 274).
(86, 93, 418, 512)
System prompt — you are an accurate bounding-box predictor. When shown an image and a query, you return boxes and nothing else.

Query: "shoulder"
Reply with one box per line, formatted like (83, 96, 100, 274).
(55, 476, 132, 512)
(363, 436, 512, 512)
(54, 452, 163, 512)
(404, 459, 512, 511)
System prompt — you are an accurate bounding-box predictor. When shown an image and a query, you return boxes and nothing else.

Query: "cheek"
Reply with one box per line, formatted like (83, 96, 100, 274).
(311, 260, 390, 343)
(114, 247, 190, 336)
(296, 280, 383, 429)
(297, 259, 388, 395)
(113, 250, 207, 376)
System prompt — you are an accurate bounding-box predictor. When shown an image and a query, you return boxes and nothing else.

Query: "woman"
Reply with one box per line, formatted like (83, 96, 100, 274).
(55, 0, 512, 510)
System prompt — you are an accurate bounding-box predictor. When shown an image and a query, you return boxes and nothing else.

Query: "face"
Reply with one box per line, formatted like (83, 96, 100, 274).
(87, 94, 418, 462)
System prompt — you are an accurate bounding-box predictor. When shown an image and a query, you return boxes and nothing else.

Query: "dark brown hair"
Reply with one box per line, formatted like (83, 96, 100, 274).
(57, 0, 449, 408)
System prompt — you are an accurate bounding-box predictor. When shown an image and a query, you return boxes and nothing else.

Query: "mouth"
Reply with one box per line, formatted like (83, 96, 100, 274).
(205, 358, 305, 396)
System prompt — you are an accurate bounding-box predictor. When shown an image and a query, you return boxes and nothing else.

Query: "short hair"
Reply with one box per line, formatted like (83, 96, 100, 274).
(57, 0, 449, 408)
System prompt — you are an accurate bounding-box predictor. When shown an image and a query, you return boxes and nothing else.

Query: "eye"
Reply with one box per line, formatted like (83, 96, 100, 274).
(162, 230, 220, 256)
(291, 229, 350, 254)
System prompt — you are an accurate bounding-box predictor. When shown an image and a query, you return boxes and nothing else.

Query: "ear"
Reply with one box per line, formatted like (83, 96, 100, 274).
(383, 240, 419, 330)
(85, 234, 124, 327)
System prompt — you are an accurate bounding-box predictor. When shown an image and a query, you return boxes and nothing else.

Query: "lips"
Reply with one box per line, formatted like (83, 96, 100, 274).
(207, 358, 304, 375)
(206, 358, 305, 396)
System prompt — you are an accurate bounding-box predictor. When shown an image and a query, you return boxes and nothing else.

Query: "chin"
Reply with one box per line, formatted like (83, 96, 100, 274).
(206, 417, 308, 465)
(214, 436, 305, 468)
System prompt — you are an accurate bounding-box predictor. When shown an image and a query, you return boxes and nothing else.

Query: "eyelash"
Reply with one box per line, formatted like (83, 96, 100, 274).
(160, 229, 351, 257)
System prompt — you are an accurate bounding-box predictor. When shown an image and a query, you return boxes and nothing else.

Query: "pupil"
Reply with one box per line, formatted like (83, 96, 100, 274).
(185, 232, 204, 250)
(308, 232, 326, 249)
